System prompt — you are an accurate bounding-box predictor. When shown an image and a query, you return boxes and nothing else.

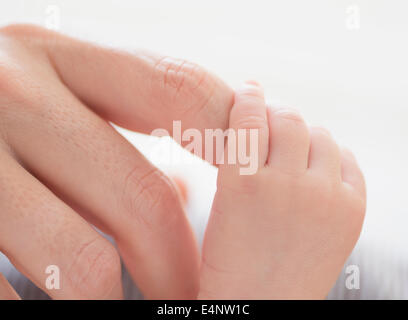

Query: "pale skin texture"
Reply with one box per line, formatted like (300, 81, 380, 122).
(199, 82, 366, 299)
(0, 24, 365, 300)
(0, 24, 233, 299)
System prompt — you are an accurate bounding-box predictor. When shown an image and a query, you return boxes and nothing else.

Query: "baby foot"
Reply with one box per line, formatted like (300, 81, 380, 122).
(199, 82, 366, 299)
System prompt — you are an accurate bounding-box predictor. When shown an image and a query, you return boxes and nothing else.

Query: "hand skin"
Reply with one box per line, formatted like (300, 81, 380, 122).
(0, 24, 233, 299)
(198, 82, 366, 299)
(0, 273, 20, 300)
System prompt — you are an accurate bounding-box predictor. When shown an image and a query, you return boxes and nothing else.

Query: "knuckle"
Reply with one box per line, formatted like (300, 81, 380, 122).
(155, 57, 206, 91)
(121, 167, 181, 230)
(153, 56, 216, 115)
(68, 237, 121, 299)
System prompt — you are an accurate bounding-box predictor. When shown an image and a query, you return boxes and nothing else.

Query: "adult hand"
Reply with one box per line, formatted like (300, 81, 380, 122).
(0, 24, 233, 299)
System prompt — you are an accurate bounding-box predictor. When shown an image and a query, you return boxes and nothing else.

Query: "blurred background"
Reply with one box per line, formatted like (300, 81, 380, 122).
(1, 0, 407, 297)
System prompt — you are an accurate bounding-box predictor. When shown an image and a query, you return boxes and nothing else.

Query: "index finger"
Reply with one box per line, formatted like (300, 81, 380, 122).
(1, 24, 234, 161)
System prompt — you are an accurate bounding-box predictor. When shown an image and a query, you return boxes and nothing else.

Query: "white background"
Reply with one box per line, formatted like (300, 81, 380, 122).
(1, 0, 407, 253)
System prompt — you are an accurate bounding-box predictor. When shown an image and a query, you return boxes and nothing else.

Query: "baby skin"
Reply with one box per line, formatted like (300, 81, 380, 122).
(199, 82, 366, 299)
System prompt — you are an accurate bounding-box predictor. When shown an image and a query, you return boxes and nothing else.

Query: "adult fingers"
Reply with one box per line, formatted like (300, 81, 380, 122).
(0, 151, 123, 299)
(3, 78, 199, 299)
(0, 24, 234, 162)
